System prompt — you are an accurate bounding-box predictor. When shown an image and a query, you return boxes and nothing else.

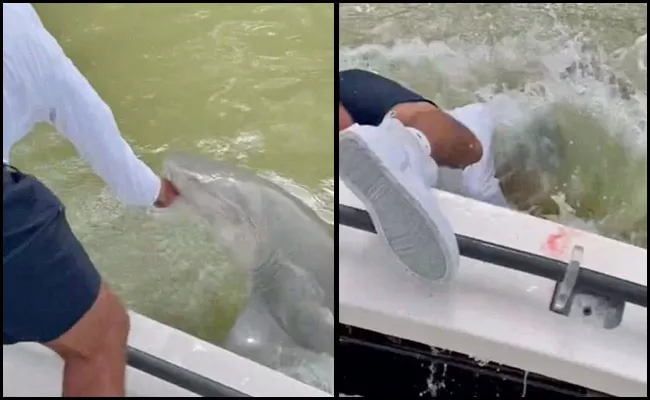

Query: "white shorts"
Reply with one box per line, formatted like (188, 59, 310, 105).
(441, 103, 508, 207)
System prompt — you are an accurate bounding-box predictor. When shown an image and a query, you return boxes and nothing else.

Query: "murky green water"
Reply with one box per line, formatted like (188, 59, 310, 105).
(12, 4, 334, 346)
(340, 3, 646, 248)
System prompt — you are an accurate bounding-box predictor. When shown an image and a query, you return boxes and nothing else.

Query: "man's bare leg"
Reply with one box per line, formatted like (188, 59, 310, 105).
(47, 284, 130, 397)
(340, 100, 482, 169)
(337, 69, 501, 281)
(338, 69, 482, 168)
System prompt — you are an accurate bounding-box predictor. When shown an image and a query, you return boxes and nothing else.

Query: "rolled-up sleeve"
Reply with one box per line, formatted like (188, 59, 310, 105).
(24, 18, 161, 207)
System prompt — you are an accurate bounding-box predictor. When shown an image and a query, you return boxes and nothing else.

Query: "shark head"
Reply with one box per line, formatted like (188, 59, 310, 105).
(163, 152, 264, 267)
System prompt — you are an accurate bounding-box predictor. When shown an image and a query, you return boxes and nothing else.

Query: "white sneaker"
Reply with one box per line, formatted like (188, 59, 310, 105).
(339, 113, 460, 282)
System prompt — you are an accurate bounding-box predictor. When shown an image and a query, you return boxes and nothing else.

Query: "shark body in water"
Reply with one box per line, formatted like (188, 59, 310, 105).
(163, 153, 334, 391)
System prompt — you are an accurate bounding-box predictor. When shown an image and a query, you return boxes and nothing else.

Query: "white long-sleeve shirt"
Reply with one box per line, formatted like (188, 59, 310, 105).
(3, 3, 160, 207)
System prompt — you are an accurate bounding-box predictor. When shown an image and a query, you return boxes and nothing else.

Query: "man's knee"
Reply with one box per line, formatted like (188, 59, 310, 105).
(47, 284, 130, 361)
(392, 102, 484, 167)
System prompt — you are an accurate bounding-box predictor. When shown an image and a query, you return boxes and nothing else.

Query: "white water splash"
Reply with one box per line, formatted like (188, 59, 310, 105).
(340, 27, 646, 247)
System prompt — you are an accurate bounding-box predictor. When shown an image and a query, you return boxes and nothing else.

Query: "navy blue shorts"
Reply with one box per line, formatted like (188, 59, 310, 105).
(3, 165, 101, 345)
(339, 69, 437, 126)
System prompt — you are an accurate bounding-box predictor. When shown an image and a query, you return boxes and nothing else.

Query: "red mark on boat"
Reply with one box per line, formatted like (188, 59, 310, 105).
(542, 227, 572, 258)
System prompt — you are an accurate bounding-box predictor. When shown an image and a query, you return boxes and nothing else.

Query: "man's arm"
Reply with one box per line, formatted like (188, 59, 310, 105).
(29, 20, 163, 207)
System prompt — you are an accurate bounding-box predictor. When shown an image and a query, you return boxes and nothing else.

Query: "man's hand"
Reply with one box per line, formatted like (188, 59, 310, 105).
(154, 178, 179, 208)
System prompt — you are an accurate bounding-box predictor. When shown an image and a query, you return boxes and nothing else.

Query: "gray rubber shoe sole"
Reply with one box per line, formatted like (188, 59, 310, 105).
(339, 132, 458, 282)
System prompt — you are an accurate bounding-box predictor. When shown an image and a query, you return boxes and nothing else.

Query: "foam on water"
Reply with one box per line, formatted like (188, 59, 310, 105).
(340, 5, 647, 248)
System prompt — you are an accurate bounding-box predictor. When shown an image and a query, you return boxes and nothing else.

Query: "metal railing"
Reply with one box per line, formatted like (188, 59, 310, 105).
(127, 347, 248, 397)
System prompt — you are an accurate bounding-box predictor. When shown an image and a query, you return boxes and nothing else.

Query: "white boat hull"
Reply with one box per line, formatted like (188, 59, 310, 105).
(339, 179, 647, 397)
(3, 311, 331, 397)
